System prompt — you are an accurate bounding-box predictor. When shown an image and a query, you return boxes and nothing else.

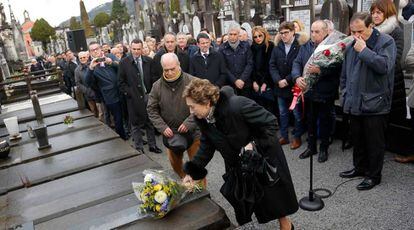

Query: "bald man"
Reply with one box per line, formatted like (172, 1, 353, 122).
(292, 20, 342, 163)
(147, 53, 201, 179)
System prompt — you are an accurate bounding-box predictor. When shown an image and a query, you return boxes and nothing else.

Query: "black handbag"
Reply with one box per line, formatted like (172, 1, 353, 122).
(162, 132, 194, 153)
(239, 143, 280, 186)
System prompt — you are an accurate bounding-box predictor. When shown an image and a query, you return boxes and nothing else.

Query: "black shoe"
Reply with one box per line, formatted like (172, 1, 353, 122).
(356, 178, 380, 190)
(136, 149, 145, 155)
(318, 149, 328, 163)
(339, 168, 365, 178)
(149, 146, 162, 154)
(299, 149, 317, 159)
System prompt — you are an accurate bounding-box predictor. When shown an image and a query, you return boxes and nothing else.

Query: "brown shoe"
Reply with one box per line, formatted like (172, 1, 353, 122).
(290, 138, 302, 150)
(279, 137, 289, 145)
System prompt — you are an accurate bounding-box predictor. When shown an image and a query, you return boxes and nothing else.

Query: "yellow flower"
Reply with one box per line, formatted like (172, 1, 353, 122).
(153, 184, 162, 191)
(155, 204, 161, 212)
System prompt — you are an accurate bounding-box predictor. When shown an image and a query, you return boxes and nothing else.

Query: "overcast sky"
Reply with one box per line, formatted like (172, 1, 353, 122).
(6, 0, 112, 27)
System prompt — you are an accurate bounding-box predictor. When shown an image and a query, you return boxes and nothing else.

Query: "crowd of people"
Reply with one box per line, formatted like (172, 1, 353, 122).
(26, 0, 414, 228)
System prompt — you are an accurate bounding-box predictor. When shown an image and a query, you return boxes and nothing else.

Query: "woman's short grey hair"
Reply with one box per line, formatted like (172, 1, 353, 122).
(160, 53, 180, 68)
(227, 22, 241, 33)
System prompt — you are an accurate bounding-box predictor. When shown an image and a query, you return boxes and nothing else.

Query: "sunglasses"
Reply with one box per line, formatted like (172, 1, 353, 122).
(253, 34, 263, 39)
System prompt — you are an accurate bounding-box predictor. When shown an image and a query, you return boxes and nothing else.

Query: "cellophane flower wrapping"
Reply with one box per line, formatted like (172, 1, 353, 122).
(302, 31, 354, 93)
(132, 169, 203, 219)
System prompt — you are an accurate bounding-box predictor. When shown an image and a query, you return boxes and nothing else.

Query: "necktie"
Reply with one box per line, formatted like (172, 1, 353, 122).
(136, 58, 147, 94)
(202, 53, 208, 65)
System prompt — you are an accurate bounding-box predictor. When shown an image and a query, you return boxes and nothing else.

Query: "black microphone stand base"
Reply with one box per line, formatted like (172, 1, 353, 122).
(299, 193, 324, 211)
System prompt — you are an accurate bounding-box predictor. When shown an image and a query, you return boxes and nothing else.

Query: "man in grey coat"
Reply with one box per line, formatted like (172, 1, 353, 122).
(339, 12, 397, 190)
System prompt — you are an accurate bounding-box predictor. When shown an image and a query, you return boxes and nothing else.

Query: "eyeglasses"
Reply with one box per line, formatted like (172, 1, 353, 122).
(79, 57, 88, 59)
(279, 31, 291, 35)
(253, 34, 263, 39)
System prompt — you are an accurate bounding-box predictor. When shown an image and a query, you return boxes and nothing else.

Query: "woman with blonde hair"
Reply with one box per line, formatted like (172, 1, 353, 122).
(182, 78, 298, 229)
(251, 26, 276, 115)
(292, 19, 305, 33)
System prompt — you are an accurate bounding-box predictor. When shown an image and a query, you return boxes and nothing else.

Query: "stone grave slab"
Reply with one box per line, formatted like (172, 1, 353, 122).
(0, 155, 162, 229)
(0, 109, 93, 138)
(0, 138, 138, 194)
(0, 125, 118, 169)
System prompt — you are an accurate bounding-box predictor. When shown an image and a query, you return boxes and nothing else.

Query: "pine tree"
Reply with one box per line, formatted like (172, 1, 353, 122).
(170, 0, 181, 16)
(80, 0, 94, 37)
(93, 12, 111, 28)
(111, 0, 130, 24)
(69, 17, 82, 30)
(111, 0, 130, 42)
(30, 18, 56, 51)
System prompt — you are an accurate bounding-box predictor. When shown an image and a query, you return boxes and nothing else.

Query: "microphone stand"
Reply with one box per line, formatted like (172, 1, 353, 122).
(299, 88, 324, 211)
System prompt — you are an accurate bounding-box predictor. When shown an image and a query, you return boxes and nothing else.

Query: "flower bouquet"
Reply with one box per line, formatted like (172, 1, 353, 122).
(132, 169, 203, 219)
(289, 31, 354, 110)
(63, 115, 74, 128)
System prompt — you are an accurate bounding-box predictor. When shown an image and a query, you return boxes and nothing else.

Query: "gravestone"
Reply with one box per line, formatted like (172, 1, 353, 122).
(320, 0, 350, 34)
(182, 25, 190, 34)
(223, 0, 235, 20)
(138, 30, 144, 41)
(101, 26, 110, 44)
(192, 16, 201, 39)
(289, 0, 315, 34)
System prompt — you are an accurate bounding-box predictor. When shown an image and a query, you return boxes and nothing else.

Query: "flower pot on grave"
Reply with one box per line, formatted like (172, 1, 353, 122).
(4, 116, 19, 138)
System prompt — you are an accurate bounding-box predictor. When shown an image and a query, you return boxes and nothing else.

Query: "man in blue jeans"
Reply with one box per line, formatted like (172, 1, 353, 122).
(269, 22, 305, 150)
(85, 42, 127, 140)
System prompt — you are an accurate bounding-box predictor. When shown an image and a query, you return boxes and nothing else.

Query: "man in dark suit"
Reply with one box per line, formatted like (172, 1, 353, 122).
(189, 33, 228, 87)
(118, 39, 162, 154)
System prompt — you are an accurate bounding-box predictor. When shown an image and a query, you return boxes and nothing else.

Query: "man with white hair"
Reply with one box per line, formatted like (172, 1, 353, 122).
(151, 32, 190, 82)
(75, 51, 99, 118)
(147, 53, 201, 180)
(219, 22, 253, 98)
(292, 20, 342, 163)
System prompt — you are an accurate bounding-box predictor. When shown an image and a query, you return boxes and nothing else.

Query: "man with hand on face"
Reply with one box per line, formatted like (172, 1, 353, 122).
(147, 53, 200, 179)
(189, 33, 228, 87)
(85, 42, 127, 140)
(118, 39, 162, 154)
(339, 12, 396, 190)
(292, 20, 342, 163)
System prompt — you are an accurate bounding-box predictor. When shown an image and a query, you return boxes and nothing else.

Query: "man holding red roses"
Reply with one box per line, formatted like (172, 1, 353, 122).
(291, 20, 342, 163)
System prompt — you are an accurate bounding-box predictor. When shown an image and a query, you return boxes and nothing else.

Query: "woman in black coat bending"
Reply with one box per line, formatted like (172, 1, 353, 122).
(182, 78, 298, 229)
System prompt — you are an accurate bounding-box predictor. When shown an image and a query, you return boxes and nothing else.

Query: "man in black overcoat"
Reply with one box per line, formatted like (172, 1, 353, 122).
(118, 39, 162, 154)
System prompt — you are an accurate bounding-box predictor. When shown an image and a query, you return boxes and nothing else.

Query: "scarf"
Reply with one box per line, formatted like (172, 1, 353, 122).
(229, 40, 240, 50)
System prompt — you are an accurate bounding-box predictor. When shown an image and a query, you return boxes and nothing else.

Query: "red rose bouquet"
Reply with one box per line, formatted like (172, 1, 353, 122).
(289, 31, 354, 110)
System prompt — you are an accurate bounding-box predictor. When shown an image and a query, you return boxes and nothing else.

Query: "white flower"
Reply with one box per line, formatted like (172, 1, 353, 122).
(144, 174, 153, 182)
(154, 191, 167, 204)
